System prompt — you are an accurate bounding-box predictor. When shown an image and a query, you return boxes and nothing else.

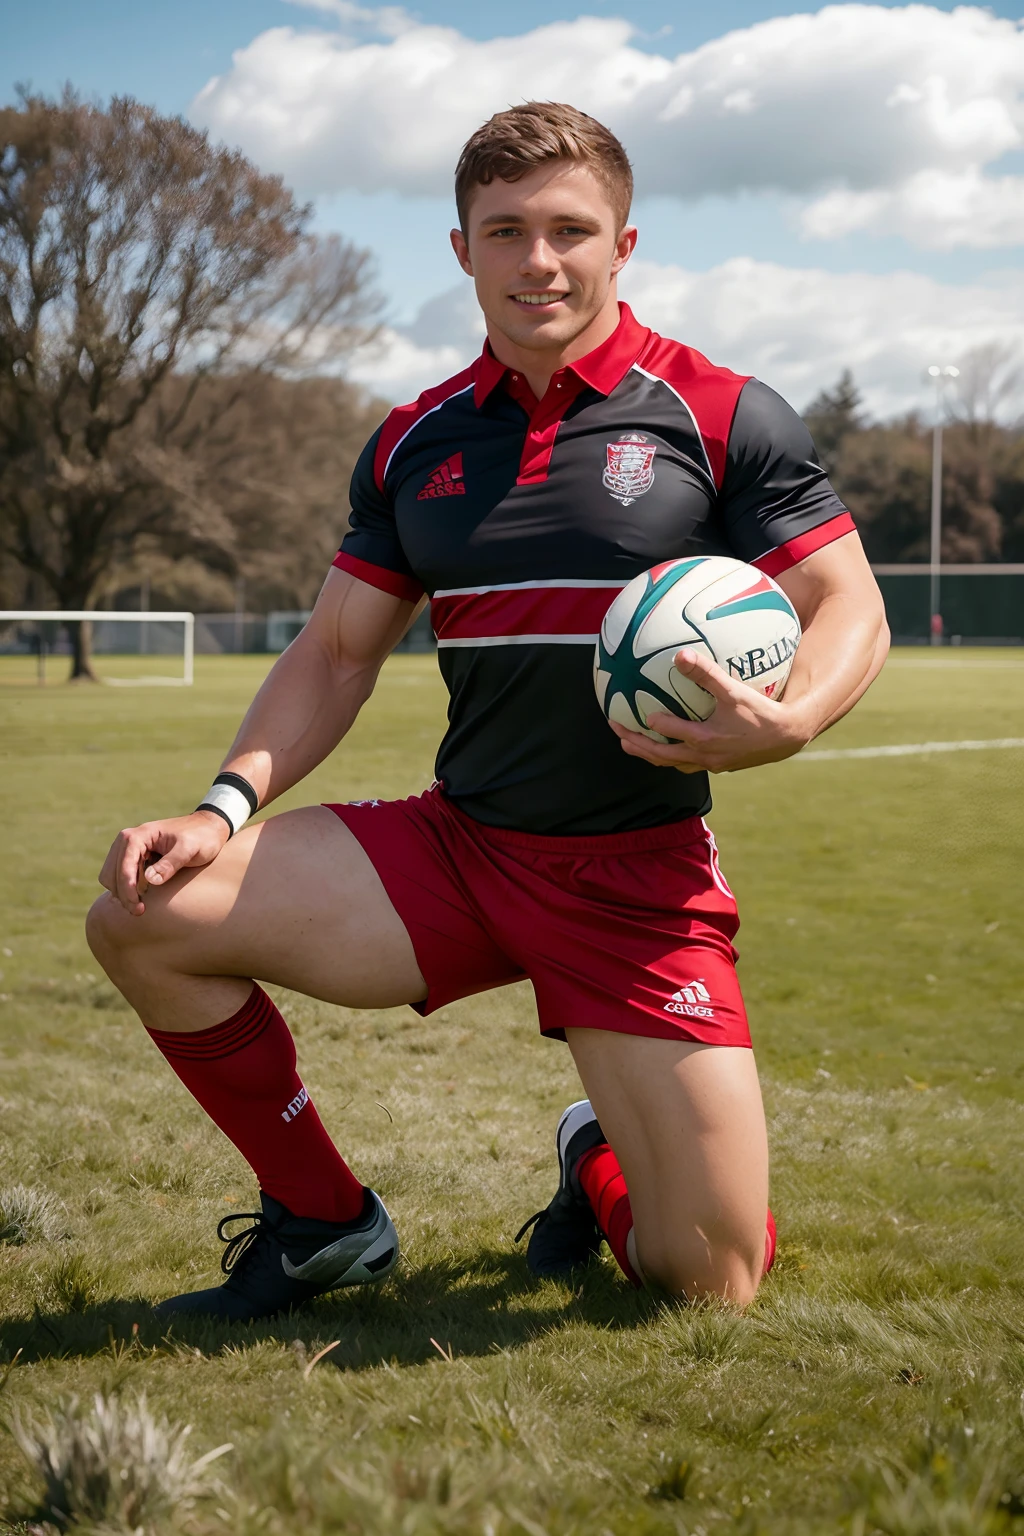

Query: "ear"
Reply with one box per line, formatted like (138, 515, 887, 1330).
(450, 228, 473, 276)
(610, 224, 638, 276)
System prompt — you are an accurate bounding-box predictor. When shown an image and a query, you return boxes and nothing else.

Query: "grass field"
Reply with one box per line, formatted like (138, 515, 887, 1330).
(1, 650, 1023, 1535)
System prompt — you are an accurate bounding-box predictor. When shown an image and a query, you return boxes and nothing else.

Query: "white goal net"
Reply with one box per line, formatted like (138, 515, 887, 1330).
(0, 610, 194, 686)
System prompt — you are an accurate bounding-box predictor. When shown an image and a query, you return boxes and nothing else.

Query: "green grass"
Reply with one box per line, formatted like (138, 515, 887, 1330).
(1, 650, 1023, 1534)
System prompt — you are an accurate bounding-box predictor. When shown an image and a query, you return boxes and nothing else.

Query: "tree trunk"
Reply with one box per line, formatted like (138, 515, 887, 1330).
(65, 618, 98, 682)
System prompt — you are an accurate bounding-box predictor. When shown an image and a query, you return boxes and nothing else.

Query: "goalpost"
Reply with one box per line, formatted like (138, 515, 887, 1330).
(0, 610, 195, 686)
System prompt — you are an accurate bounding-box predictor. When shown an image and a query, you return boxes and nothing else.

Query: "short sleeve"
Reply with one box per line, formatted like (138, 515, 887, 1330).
(722, 380, 856, 576)
(332, 425, 425, 602)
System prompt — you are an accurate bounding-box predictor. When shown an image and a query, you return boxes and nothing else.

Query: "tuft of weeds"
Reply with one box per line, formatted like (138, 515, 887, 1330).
(658, 1295, 746, 1367)
(38, 1253, 104, 1314)
(10, 1390, 231, 1531)
(0, 1185, 67, 1246)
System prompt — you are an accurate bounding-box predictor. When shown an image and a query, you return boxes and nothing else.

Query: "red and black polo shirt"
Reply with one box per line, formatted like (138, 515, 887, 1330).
(334, 303, 854, 835)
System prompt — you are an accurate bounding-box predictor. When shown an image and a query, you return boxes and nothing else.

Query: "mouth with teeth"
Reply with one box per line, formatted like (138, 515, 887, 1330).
(512, 292, 569, 307)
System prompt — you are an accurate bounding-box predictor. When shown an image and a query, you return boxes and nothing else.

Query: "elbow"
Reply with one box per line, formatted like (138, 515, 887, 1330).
(874, 610, 891, 675)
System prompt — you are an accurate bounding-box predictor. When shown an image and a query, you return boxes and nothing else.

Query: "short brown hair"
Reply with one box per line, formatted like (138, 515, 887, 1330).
(455, 102, 633, 232)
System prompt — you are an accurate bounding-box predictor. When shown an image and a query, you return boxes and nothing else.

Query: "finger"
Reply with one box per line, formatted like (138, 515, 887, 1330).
(673, 647, 742, 703)
(617, 733, 707, 774)
(144, 844, 192, 886)
(643, 711, 714, 747)
(115, 833, 148, 915)
(98, 842, 120, 893)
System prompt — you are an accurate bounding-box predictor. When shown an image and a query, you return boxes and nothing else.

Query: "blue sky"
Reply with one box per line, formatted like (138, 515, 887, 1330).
(6, 2, 1023, 415)
(7, 1, 1022, 109)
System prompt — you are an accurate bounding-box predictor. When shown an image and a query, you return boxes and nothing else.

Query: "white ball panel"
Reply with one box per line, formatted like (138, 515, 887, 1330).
(601, 575, 647, 654)
(607, 689, 645, 733)
(667, 666, 717, 721)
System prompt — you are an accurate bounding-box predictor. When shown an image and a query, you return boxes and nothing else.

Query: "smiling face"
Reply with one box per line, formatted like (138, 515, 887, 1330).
(450, 161, 637, 379)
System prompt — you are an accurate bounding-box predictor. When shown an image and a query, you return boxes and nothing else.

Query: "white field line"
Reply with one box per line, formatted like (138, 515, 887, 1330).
(886, 659, 1024, 668)
(799, 738, 1024, 762)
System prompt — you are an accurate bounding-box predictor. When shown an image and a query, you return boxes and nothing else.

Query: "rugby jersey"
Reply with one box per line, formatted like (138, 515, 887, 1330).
(334, 304, 853, 835)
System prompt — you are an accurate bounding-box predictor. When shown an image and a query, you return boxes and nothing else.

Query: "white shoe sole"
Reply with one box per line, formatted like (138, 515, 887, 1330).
(555, 1099, 599, 1189)
(281, 1193, 399, 1288)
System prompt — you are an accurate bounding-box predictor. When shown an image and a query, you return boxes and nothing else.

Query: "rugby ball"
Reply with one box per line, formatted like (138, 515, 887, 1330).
(593, 556, 801, 742)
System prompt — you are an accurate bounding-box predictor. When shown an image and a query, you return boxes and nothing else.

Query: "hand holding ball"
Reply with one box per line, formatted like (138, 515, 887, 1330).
(594, 556, 801, 742)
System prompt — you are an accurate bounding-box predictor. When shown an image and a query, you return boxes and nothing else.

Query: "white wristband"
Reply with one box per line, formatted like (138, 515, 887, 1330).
(196, 782, 253, 837)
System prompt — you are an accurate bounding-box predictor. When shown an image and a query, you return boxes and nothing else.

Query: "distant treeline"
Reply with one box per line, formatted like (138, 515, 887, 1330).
(804, 364, 1024, 565)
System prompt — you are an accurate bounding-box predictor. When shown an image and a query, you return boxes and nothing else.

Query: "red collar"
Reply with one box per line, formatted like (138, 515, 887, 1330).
(473, 302, 651, 409)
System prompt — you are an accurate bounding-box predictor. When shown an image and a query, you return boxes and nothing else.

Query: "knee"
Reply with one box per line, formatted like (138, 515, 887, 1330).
(86, 893, 142, 973)
(637, 1230, 764, 1309)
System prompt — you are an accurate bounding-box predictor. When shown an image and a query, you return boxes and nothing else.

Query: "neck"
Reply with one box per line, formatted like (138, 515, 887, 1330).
(486, 290, 622, 401)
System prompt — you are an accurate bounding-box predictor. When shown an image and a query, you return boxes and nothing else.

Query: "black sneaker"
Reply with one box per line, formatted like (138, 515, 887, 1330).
(154, 1188, 398, 1322)
(516, 1100, 606, 1277)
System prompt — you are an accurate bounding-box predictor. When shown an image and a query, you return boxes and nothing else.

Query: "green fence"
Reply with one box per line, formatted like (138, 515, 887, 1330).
(873, 568, 1024, 642)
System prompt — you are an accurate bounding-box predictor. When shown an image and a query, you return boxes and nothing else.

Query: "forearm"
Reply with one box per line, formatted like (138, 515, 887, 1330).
(215, 634, 378, 809)
(213, 570, 421, 809)
(782, 590, 889, 744)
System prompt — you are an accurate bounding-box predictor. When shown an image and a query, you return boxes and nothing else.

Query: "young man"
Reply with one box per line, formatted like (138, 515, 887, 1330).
(87, 103, 888, 1320)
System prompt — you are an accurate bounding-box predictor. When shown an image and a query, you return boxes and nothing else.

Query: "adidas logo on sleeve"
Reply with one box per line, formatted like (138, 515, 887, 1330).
(417, 452, 466, 499)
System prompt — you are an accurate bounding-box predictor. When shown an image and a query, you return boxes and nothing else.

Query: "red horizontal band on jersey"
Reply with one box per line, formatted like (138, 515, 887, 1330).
(332, 551, 424, 602)
(431, 582, 625, 645)
(753, 512, 857, 577)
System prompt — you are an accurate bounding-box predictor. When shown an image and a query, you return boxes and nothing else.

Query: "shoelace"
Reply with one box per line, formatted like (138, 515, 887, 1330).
(514, 1210, 546, 1244)
(217, 1210, 271, 1275)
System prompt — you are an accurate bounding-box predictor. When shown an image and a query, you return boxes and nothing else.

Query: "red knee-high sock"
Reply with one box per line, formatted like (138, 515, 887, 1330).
(146, 984, 365, 1223)
(576, 1143, 642, 1287)
(576, 1143, 777, 1287)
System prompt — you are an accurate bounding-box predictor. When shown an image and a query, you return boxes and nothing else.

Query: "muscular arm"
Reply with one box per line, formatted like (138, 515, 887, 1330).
(613, 532, 889, 775)
(772, 532, 889, 741)
(217, 569, 423, 806)
(100, 570, 420, 912)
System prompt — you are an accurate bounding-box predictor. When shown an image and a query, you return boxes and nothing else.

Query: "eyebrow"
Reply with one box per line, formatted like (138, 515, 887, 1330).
(477, 210, 600, 228)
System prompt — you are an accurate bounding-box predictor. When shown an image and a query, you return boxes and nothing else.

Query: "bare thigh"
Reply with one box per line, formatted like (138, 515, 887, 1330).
(87, 806, 427, 1030)
(565, 1029, 769, 1305)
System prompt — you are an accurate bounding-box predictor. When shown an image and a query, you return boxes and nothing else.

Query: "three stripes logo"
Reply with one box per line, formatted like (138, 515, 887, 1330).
(281, 1086, 309, 1123)
(664, 979, 715, 1019)
(417, 452, 466, 499)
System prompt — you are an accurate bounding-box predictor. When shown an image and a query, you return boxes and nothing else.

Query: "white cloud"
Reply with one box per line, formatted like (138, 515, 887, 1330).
(193, 6, 1024, 247)
(280, 0, 415, 38)
(348, 260, 1024, 422)
(801, 166, 1024, 248)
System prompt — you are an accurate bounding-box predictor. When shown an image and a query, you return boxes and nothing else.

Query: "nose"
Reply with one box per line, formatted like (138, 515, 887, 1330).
(518, 236, 558, 278)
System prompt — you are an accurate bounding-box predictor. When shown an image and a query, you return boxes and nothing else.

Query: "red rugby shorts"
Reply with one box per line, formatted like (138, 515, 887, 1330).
(325, 787, 750, 1047)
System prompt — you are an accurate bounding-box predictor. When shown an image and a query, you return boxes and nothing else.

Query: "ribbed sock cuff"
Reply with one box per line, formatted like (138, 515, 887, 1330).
(146, 984, 275, 1061)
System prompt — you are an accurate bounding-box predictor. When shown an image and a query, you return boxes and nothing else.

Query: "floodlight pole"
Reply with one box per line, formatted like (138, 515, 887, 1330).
(926, 364, 960, 645)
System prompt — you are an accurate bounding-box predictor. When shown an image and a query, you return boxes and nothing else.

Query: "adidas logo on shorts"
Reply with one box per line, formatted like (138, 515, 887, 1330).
(664, 980, 715, 1019)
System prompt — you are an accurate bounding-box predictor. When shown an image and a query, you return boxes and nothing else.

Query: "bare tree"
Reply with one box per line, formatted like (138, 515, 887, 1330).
(0, 90, 379, 677)
(951, 344, 1022, 429)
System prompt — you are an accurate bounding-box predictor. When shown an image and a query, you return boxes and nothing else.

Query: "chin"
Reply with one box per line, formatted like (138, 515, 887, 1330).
(501, 305, 588, 349)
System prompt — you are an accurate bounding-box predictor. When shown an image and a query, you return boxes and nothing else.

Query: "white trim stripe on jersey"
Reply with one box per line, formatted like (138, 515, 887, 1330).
(381, 383, 475, 483)
(432, 578, 626, 598)
(437, 633, 600, 648)
(630, 365, 717, 487)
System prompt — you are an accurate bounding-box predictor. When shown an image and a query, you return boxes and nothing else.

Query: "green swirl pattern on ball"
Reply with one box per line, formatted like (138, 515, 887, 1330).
(598, 560, 706, 726)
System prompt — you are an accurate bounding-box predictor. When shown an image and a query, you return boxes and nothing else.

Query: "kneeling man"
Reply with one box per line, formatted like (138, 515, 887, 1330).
(88, 102, 888, 1319)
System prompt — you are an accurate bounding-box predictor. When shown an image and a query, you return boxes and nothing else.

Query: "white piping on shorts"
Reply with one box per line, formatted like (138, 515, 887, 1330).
(701, 819, 736, 900)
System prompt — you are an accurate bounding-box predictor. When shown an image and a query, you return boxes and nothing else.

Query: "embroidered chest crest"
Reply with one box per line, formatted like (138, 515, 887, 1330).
(602, 433, 657, 506)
